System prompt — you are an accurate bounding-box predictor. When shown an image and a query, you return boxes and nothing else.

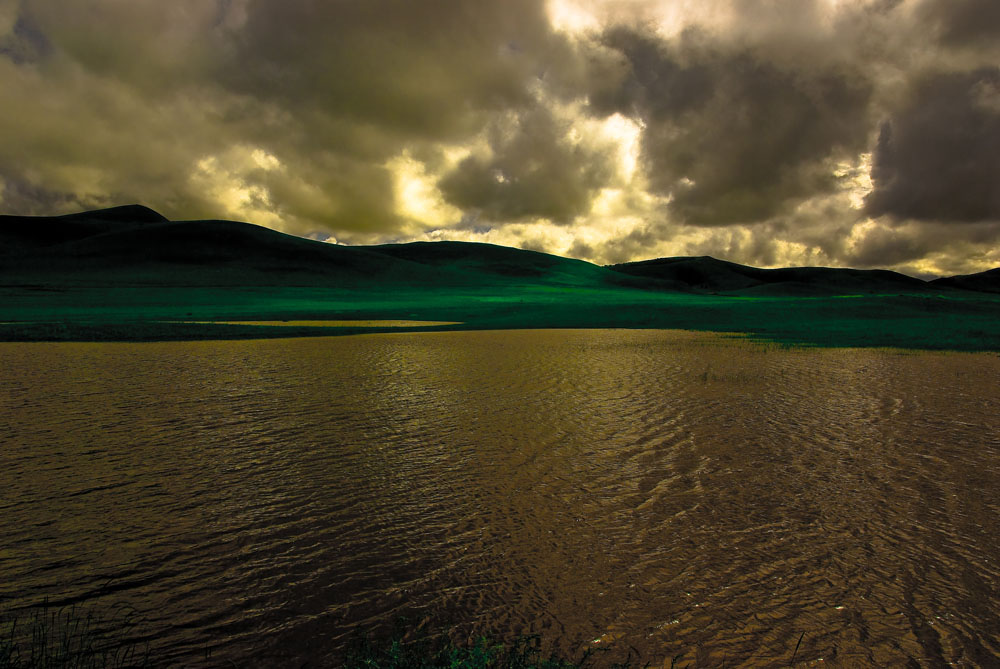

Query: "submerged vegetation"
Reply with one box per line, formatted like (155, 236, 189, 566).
(344, 630, 630, 669)
(0, 605, 649, 668)
(0, 603, 150, 669)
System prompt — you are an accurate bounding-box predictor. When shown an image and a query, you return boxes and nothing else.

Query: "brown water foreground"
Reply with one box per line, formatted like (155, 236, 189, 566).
(1, 330, 999, 667)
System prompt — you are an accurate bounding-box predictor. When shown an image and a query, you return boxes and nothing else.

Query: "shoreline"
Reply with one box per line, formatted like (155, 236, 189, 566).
(1, 320, 998, 353)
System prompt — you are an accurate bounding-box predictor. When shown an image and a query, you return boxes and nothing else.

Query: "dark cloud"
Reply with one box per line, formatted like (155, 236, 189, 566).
(19, 0, 231, 92)
(438, 105, 615, 223)
(256, 153, 402, 235)
(916, 0, 1000, 46)
(0, 171, 91, 215)
(847, 220, 1000, 273)
(0, 10, 50, 65)
(846, 224, 936, 268)
(599, 223, 669, 265)
(226, 0, 571, 143)
(1, 0, 587, 237)
(594, 25, 873, 226)
(866, 67, 1000, 223)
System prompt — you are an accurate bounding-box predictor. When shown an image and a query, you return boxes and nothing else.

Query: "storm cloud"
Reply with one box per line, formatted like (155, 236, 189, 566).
(594, 25, 874, 226)
(438, 104, 617, 223)
(1, 0, 999, 276)
(867, 67, 1000, 223)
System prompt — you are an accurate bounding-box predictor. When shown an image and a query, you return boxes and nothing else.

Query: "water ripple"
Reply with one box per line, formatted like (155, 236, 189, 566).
(2, 331, 999, 666)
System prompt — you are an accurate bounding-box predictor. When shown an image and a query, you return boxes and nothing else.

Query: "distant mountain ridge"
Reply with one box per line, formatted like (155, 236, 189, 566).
(930, 268, 1000, 294)
(607, 255, 932, 296)
(2, 205, 998, 295)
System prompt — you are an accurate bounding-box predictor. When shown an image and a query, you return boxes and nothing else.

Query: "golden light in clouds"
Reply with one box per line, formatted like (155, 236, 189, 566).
(387, 151, 463, 231)
(600, 113, 642, 183)
(837, 152, 873, 211)
(192, 146, 284, 229)
(546, 0, 600, 34)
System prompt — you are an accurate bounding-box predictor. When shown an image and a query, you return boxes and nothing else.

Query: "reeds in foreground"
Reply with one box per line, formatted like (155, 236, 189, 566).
(0, 602, 150, 669)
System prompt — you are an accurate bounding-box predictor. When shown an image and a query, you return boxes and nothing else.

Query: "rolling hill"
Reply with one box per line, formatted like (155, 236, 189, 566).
(1, 205, 998, 349)
(3, 204, 994, 294)
(608, 256, 932, 296)
(930, 268, 1000, 294)
(0, 205, 436, 286)
(0, 206, 619, 288)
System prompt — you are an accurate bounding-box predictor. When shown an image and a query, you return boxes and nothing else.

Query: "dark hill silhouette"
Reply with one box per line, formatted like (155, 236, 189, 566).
(930, 268, 1000, 294)
(0, 206, 434, 285)
(0, 205, 615, 288)
(58, 204, 168, 223)
(2, 205, 998, 296)
(608, 256, 932, 295)
(0, 204, 166, 250)
(368, 240, 613, 286)
(2, 205, 1000, 350)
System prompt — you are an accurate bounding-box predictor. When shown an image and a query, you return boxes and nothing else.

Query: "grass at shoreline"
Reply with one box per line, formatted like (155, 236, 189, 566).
(1, 283, 999, 350)
(0, 604, 821, 668)
(0, 603, 652, 669)
(4, 207, 999, 351)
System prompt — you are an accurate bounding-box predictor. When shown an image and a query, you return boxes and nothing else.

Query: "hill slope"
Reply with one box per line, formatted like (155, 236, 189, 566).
(930, 268, 1000, 294)
(1, 206, 999, 350)
(608, 256, 933, 296)
(368, 240, 616, 287)
(0, 207, 455, 286)
(0, 206, 621, 288)
(2, 205, 998, 296)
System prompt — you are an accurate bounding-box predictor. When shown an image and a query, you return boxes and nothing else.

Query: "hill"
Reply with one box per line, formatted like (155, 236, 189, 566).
(1, 205, 999, 350)
(930, 268, 1000, 294)
(368, 240, 612, 286)
(0, 204, 166, 249)
(0, 206, 620, 288)
(0, 206, 440, 286)
(608, 256, 932, 296)
(5, 205, 998, 295)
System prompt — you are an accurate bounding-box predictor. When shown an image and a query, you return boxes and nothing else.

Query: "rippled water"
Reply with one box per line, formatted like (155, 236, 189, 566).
(2, 330, 999, 667)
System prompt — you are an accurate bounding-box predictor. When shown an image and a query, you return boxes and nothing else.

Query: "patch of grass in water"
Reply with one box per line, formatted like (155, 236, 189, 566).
(0, 602, 150, 669)
(344, 628, 649, 669)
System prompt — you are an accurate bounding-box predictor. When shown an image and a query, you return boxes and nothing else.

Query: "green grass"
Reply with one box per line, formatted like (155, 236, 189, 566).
(3, 206, 999, 350)
(0, 603, 150, 669)
(1, 282, 999, 350)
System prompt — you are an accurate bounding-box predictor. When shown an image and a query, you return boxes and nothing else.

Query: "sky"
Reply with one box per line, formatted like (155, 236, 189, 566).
(1, 0, 998, 277)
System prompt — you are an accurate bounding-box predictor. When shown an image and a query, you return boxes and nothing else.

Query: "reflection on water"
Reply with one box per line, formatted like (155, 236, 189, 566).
(1, 330, 999, 667)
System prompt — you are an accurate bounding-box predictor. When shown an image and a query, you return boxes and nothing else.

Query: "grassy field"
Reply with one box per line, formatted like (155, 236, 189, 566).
(1, 281, 999, 350)
(2, 206, 999, 351)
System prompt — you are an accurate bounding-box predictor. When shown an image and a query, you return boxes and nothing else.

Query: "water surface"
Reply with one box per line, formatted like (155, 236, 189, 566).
(2, 330, 999, 667)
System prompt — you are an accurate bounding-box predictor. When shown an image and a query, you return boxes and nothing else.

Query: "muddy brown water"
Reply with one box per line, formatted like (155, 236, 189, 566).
(1, 330, 999, 667)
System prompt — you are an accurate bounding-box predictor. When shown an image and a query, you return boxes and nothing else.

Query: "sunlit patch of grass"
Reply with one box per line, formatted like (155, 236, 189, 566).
(0, 602, 150, 669)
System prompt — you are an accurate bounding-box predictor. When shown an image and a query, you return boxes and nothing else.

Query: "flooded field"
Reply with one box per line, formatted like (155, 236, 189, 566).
(1, 330, 998, 667)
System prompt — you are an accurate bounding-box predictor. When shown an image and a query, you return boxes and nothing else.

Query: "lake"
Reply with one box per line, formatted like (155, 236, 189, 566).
(2, 330, 999, 667)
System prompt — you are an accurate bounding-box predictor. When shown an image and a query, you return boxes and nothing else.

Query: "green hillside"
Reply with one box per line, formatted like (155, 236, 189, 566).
(1, 206, 999, 350)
